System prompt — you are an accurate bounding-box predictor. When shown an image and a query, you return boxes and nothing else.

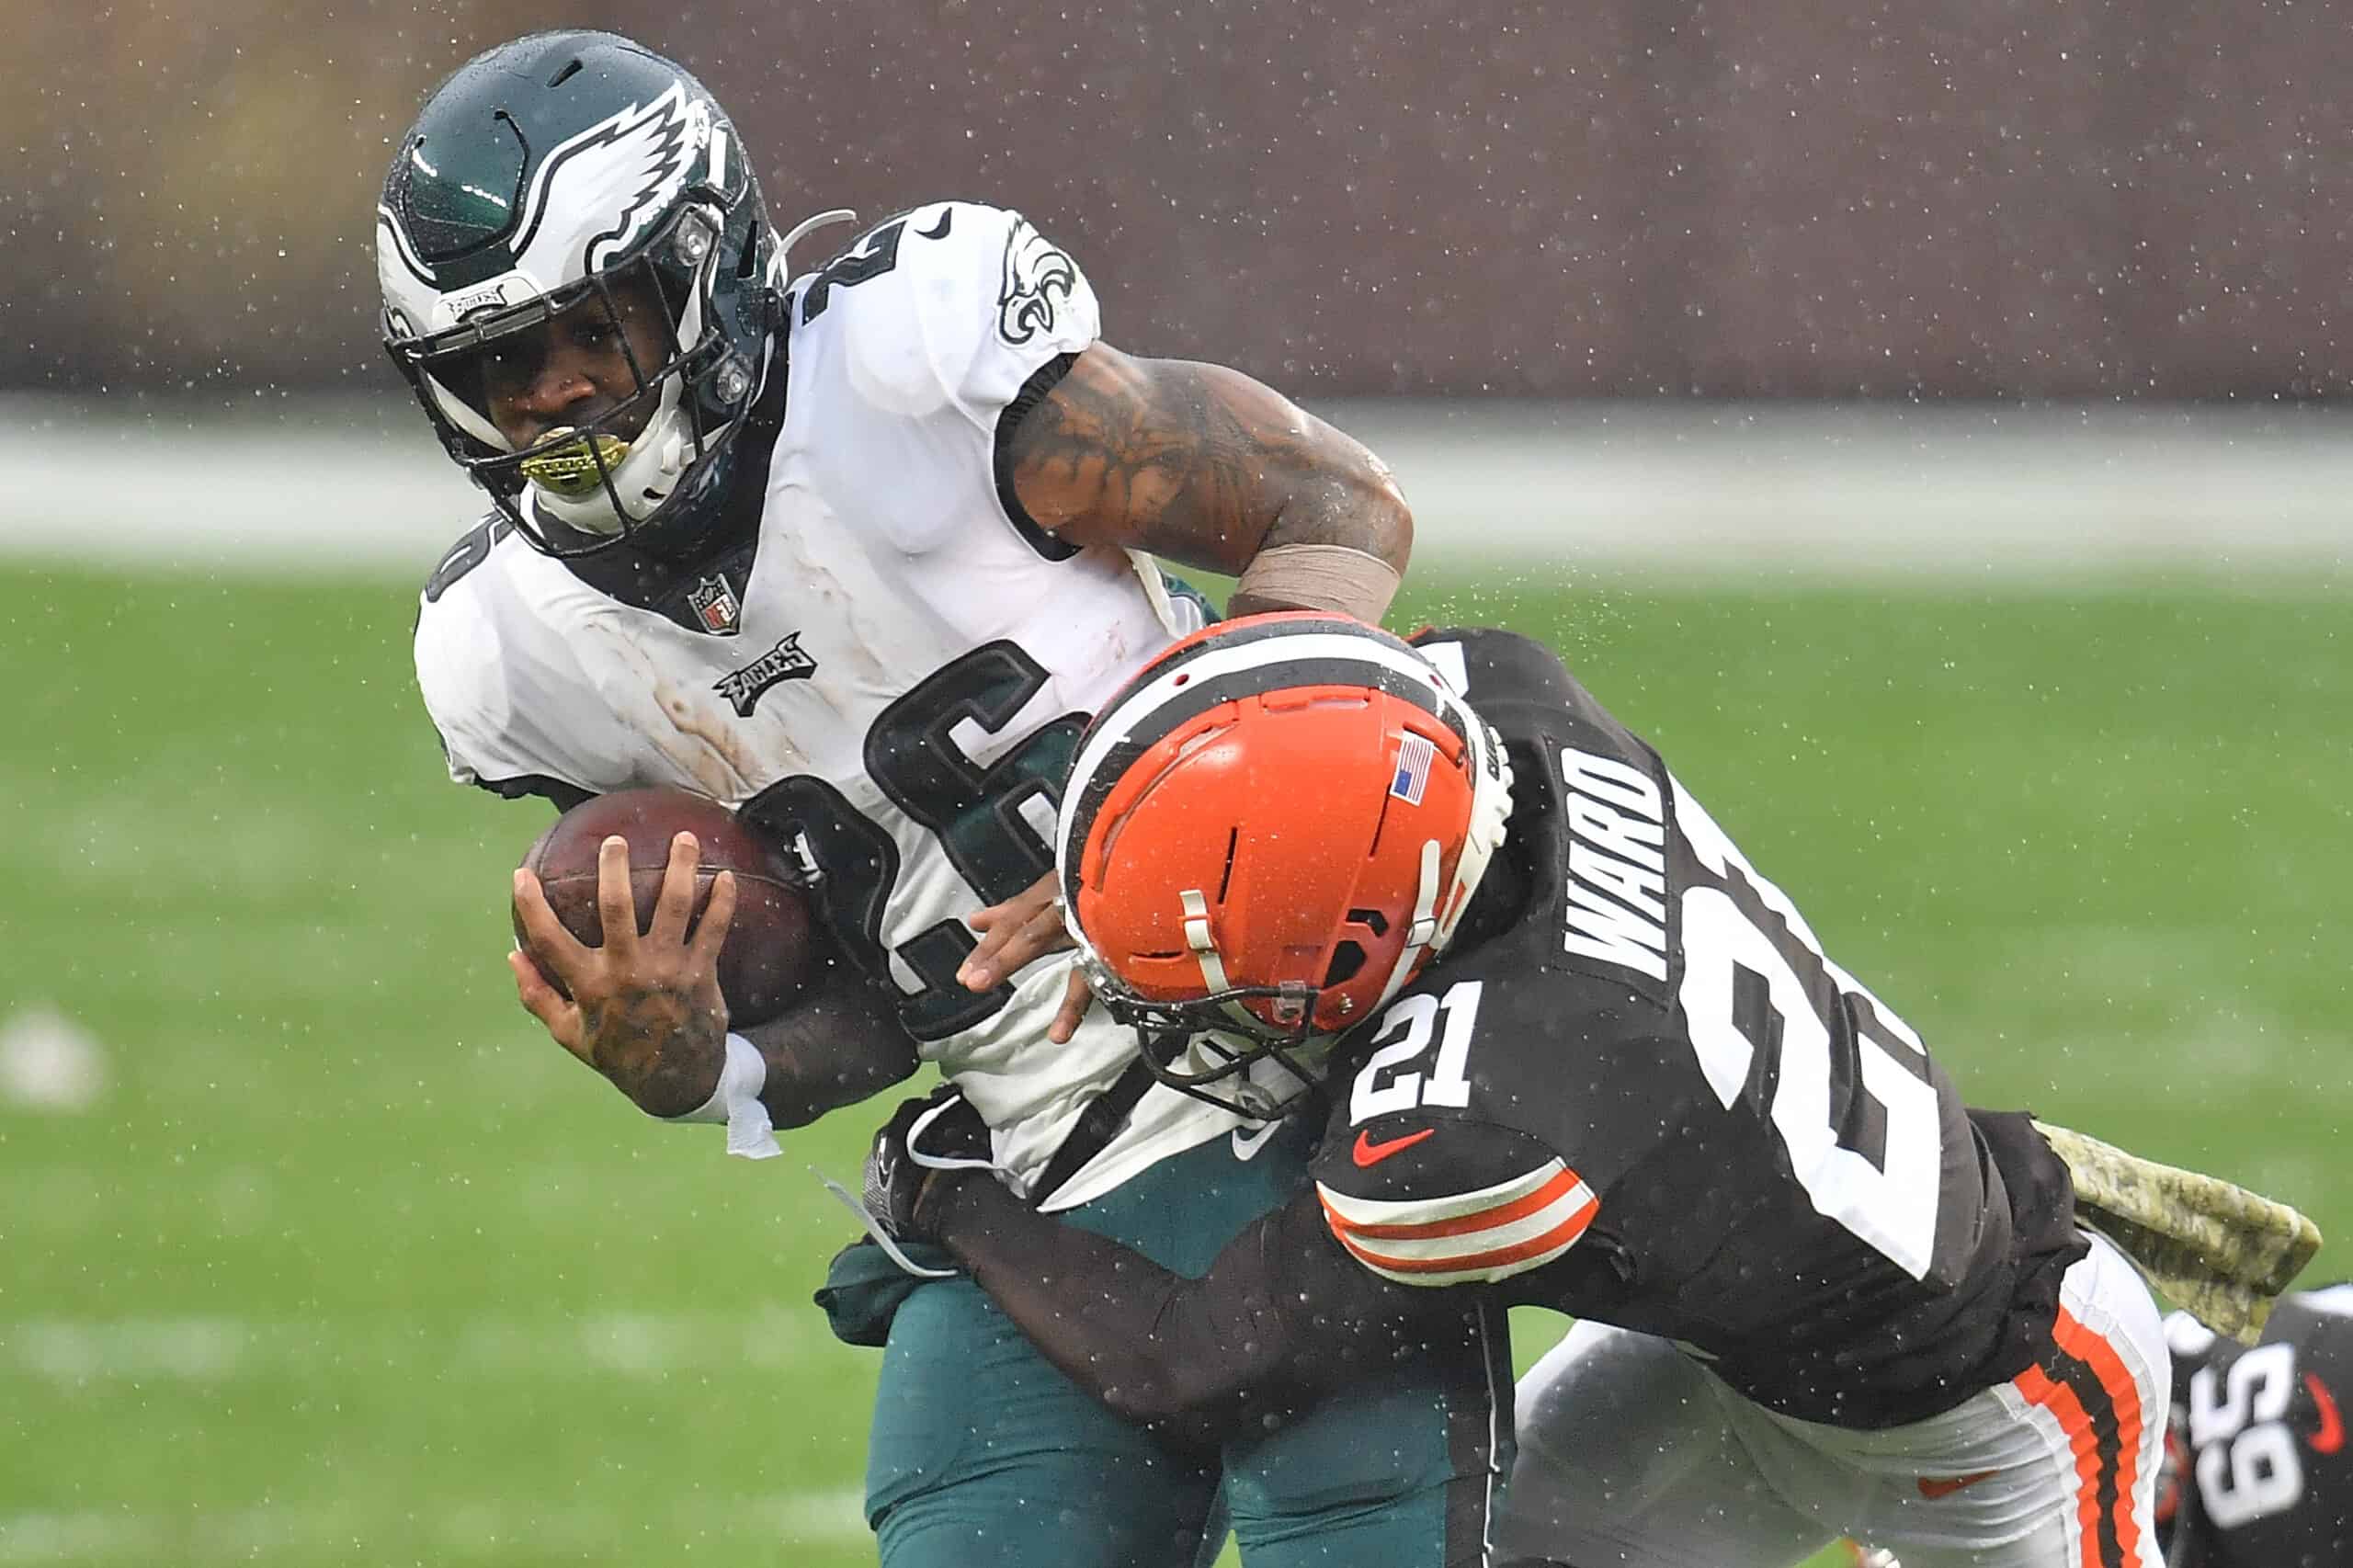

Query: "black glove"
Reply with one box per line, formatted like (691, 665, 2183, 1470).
(864, 1085, 992, 1242)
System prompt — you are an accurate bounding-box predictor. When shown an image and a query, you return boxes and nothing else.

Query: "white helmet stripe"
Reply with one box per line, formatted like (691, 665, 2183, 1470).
(1056, 628, 1472, 896)
(376, 205, 436, 291)
(1371, 838, 1445, 1015)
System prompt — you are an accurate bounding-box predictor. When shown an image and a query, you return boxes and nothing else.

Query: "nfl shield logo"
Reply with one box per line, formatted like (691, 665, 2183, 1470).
(688, 574, 742, 636)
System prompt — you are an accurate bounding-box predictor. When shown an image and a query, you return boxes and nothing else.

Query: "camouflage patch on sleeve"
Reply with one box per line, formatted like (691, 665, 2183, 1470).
(2034, 1118, 2324, 1344)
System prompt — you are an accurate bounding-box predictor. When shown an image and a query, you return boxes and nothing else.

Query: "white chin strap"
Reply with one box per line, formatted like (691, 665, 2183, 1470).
(1372, 839, 1446, 1014)
(1181, 833, 1440, 1030)
(1179, 889, 1233, 990)
(1431, 722, 1517, 952)
(1181, 887, 1270, 1036)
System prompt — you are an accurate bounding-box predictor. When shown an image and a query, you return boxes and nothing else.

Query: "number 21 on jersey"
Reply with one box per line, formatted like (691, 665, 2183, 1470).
(1349, 982, 1485, 1122)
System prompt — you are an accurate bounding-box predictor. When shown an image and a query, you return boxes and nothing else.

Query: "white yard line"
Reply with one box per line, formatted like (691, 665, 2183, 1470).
(3, 1309, 828, 1383)
(2, 1312, 867, 1560)
(0, 1490, 868, 1563)
(0, 395, 2342, 578)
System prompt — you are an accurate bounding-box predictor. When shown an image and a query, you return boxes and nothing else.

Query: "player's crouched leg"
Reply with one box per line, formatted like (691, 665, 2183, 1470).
(1218, 1299, 1515, 1568)
(1496, 1321, 1835, 1567)
(864, 1274, 1217, 1568)
(1625, 1230, 2169, 1568)
(1831, 1232, 2171, 1568)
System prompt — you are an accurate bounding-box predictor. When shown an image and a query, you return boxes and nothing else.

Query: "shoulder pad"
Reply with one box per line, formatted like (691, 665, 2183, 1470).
(1313, 1115, 1596, 1287)
(413, 518, 530, 790)
(422, 514, 514, 606)
(797, 202, 1006, 319)
(798, 201, 1099, 419)
(1410, 626, 1586, 710)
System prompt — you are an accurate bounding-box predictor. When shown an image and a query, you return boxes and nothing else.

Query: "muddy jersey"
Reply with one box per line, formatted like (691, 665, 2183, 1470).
(1312, 627, 2084, 1427)
(2161, 1287, 2353, 1567)
(414, 200, 1236, 1210)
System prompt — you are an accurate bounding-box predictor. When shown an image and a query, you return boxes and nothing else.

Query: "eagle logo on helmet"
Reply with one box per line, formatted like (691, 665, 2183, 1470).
(377, 32, 813, 560)
(512, 84, 706, 279)
(374, 85, 709, 307)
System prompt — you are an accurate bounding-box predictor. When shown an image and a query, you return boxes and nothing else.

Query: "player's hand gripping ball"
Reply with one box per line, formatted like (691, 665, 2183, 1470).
(514, 788, 816, 1026)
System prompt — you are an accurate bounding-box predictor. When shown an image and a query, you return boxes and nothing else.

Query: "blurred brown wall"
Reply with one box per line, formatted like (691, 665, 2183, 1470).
(7, 0, 2350, 399)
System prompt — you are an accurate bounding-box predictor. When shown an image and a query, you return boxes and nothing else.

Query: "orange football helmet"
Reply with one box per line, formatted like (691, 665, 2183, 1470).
(1058, 613, 1514, 1114)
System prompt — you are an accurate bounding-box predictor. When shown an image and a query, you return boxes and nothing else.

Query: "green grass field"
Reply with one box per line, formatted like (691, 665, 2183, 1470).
(3, 562, 2346, 1565)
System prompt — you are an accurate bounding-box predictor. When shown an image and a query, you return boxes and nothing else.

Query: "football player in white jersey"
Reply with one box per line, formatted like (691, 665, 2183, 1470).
(382, 30, 1501, 1568)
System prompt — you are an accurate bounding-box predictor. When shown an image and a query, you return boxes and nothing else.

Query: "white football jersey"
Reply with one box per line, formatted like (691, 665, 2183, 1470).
(415, 200, 1243, 1209)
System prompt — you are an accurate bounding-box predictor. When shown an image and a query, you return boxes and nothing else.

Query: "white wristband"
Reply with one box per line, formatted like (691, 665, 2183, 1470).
(661, 1033, 780, 1161)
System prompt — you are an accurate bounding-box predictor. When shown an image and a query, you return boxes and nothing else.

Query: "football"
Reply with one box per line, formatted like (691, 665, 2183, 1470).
(514, 787, 817, 1027)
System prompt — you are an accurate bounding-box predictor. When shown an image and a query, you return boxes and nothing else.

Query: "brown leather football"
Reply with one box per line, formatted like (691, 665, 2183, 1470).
(514, 787, 815, 1027)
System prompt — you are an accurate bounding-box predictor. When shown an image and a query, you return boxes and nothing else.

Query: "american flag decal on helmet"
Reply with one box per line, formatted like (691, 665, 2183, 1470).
(1392, 733, 1437, 805)
(1318, 1158, 1598, 1286)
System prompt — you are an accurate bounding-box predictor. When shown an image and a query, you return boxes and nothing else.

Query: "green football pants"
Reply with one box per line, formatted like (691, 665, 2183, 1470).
(860, 1121, 1513, 1568)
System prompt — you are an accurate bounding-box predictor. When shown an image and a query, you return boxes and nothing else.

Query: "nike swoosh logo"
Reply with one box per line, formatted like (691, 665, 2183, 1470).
(1352, 1127, 1436, 1167)
(2309, 1371, 2345, 1454)
(917, 208, 953, 240)
(1231, 1120, 1280, 1161)
(1915, 1469, 1999, 1501)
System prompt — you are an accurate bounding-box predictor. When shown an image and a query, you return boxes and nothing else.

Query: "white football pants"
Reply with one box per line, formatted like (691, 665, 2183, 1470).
(1495, 1232, 2169, 1568)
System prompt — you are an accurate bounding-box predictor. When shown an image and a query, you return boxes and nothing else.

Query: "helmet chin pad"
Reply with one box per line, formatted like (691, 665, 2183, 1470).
(523, 385, 688, 536)
(502, 344, 712, 539)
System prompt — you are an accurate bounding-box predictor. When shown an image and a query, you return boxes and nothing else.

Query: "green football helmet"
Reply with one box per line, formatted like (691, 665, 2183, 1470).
(377, 31, 823, 555)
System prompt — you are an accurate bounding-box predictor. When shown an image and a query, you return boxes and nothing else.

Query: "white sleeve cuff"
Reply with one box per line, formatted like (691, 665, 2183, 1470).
(661, 1033, 780, 1161)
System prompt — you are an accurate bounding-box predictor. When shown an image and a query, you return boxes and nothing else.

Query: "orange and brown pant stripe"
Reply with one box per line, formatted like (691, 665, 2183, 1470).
(2013, 1305, 2152, 1568)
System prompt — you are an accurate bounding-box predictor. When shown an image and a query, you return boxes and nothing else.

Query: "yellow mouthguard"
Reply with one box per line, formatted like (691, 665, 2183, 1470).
(517, 428, 632, 498)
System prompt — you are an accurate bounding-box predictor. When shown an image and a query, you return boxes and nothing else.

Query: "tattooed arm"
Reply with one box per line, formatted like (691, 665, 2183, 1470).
(956, 348, 1415, 997)
(737, 958, 920, 1128)
(1002, 345, 1412, 619)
